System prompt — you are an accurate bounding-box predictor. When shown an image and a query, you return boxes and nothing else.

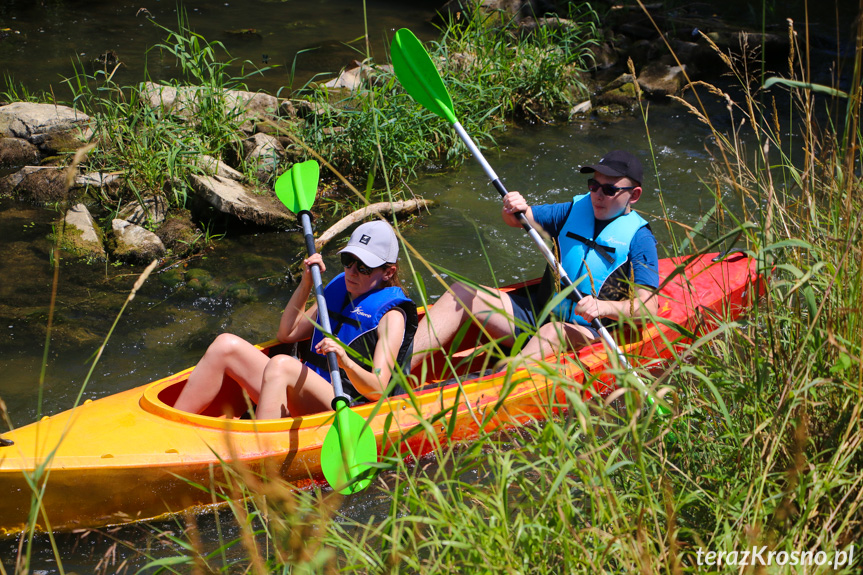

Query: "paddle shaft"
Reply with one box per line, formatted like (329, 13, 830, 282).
(452, 121, 639, 374)
(298, 211, 351, 407)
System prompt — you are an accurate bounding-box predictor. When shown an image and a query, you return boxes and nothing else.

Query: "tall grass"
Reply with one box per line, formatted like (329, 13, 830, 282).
(65, 8, 267, 215)
(128, 8, 863, 575)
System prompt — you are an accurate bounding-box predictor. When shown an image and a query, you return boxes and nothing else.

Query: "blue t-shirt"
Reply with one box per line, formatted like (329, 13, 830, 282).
(531, 201, 659, 292)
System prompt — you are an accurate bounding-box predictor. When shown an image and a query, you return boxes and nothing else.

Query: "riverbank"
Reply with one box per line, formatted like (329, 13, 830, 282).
(1, 0, 834, 268)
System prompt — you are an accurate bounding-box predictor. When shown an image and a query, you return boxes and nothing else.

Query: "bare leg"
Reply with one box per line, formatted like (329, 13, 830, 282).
(173, 333, 270, 414)
(518, 321, 598, 361)
(256, 354, 336, 419)
(411, 282, 519, 371)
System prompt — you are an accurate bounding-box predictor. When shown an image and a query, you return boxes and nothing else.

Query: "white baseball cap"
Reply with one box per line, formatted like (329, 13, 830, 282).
(338, 221, 399, 268)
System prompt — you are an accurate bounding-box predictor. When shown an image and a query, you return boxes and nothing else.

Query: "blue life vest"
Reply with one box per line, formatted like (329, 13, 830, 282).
(552, 194, 648, 326)
(305, 273, 417, 402)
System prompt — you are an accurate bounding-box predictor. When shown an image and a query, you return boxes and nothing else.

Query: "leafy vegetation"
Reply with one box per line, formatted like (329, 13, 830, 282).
(295, 3, 598, 195)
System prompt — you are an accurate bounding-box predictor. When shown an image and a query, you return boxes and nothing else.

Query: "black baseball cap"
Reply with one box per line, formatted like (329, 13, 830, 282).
(579, 150, 643, 186)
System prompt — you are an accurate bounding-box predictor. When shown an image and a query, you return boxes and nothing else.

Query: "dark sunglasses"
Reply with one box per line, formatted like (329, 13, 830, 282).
(340, 253, 379, 275)
(587, 178, 636, 197)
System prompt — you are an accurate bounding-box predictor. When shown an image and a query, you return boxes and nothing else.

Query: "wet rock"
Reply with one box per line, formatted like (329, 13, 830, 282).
(668, 38, 717, 75)
(112, 218, 166, 263)
(0, 102, 91, 154)
(243, 132, 284, 182)
(594, 73, 639, 108)
(61, 203, 105, 259)
(157, 267, 185, 289)
(0, 137, 40, 167)
(184, 267, 216, 294)
(190, 174, 293, 228)
(637, 61, 687, 97)
(594, 104, 630, 119)
(118, 194, 169, 227)
(0, 166, 75, 204)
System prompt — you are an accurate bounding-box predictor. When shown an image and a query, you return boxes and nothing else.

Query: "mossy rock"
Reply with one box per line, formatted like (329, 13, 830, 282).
(227, 282, 256, 303)
(158, 267, 185, 288)
(594, 104, 630, 119)
(184, 268, 218, 294)
(155, 211, 202, 259)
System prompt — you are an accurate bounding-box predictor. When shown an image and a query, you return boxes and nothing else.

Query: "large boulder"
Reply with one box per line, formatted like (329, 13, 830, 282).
(0, 137, 40, 167)
(140, 83, 281, 130)
(0, 102, 91, 154)
(0, 166, 74, 204)
(117, 194, 169, 227)
(61, 204, 105, 259)
(112, 219, 166, 263)
(190, 174, 293, 227)
(74, 172, 124, 198)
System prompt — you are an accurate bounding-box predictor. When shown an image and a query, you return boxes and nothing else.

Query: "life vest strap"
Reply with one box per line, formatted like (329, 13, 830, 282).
(565, 231, 616, 264)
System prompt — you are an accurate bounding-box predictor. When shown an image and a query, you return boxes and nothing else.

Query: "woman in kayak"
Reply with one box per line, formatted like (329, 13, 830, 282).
(173, 221, 417, 419)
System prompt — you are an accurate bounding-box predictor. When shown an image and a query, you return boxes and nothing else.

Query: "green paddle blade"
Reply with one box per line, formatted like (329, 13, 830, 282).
(391, 28, 458, 125)
(274, 159, 320, 213)
(321, 405, 377, 494)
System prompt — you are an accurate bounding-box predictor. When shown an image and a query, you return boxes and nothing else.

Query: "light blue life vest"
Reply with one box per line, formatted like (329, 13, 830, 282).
(306, 273, 417, 402)
(552, 194, 648, 326)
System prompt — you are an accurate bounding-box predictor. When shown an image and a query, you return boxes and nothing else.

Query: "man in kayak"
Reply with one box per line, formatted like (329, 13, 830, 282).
(411, 149, 659, 367)
(174, 221, 417, 419)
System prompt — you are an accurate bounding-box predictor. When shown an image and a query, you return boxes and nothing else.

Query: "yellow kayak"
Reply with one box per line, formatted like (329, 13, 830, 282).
(0, 252, 762, 534)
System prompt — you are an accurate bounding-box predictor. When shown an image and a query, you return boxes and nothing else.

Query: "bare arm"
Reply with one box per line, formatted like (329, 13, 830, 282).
(277, 254, 324, 343)
(314, 308, 406, 401)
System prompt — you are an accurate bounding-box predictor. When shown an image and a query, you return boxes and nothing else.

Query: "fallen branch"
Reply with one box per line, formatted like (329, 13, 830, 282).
(315, 199, 432, 250)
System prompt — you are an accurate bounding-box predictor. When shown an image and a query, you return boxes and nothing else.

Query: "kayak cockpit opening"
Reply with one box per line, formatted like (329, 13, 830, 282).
(156, 376, 254, 420)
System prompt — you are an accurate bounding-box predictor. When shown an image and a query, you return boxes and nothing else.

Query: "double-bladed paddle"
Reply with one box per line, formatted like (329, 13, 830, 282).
(390, 28, 669, 414)
(274, 160, 377, 493)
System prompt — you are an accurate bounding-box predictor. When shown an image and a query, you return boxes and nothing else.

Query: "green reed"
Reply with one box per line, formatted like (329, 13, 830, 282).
(132, 6, 863, 575)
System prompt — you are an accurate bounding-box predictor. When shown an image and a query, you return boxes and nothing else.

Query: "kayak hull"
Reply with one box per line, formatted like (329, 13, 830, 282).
(0, 253, 762, 534)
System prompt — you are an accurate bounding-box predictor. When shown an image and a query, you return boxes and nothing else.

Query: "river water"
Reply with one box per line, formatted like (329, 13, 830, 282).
(0, 0, 837, 571)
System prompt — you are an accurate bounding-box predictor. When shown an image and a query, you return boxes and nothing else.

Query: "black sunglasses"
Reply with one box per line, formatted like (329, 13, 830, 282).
(340, 253, 379, 275)
(587, 178, 637, 197)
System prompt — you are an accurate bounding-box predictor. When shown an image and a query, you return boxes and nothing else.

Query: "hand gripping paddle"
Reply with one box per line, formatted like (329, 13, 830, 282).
(391, 29, 669, 415)
(274, 160, 377, 493)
